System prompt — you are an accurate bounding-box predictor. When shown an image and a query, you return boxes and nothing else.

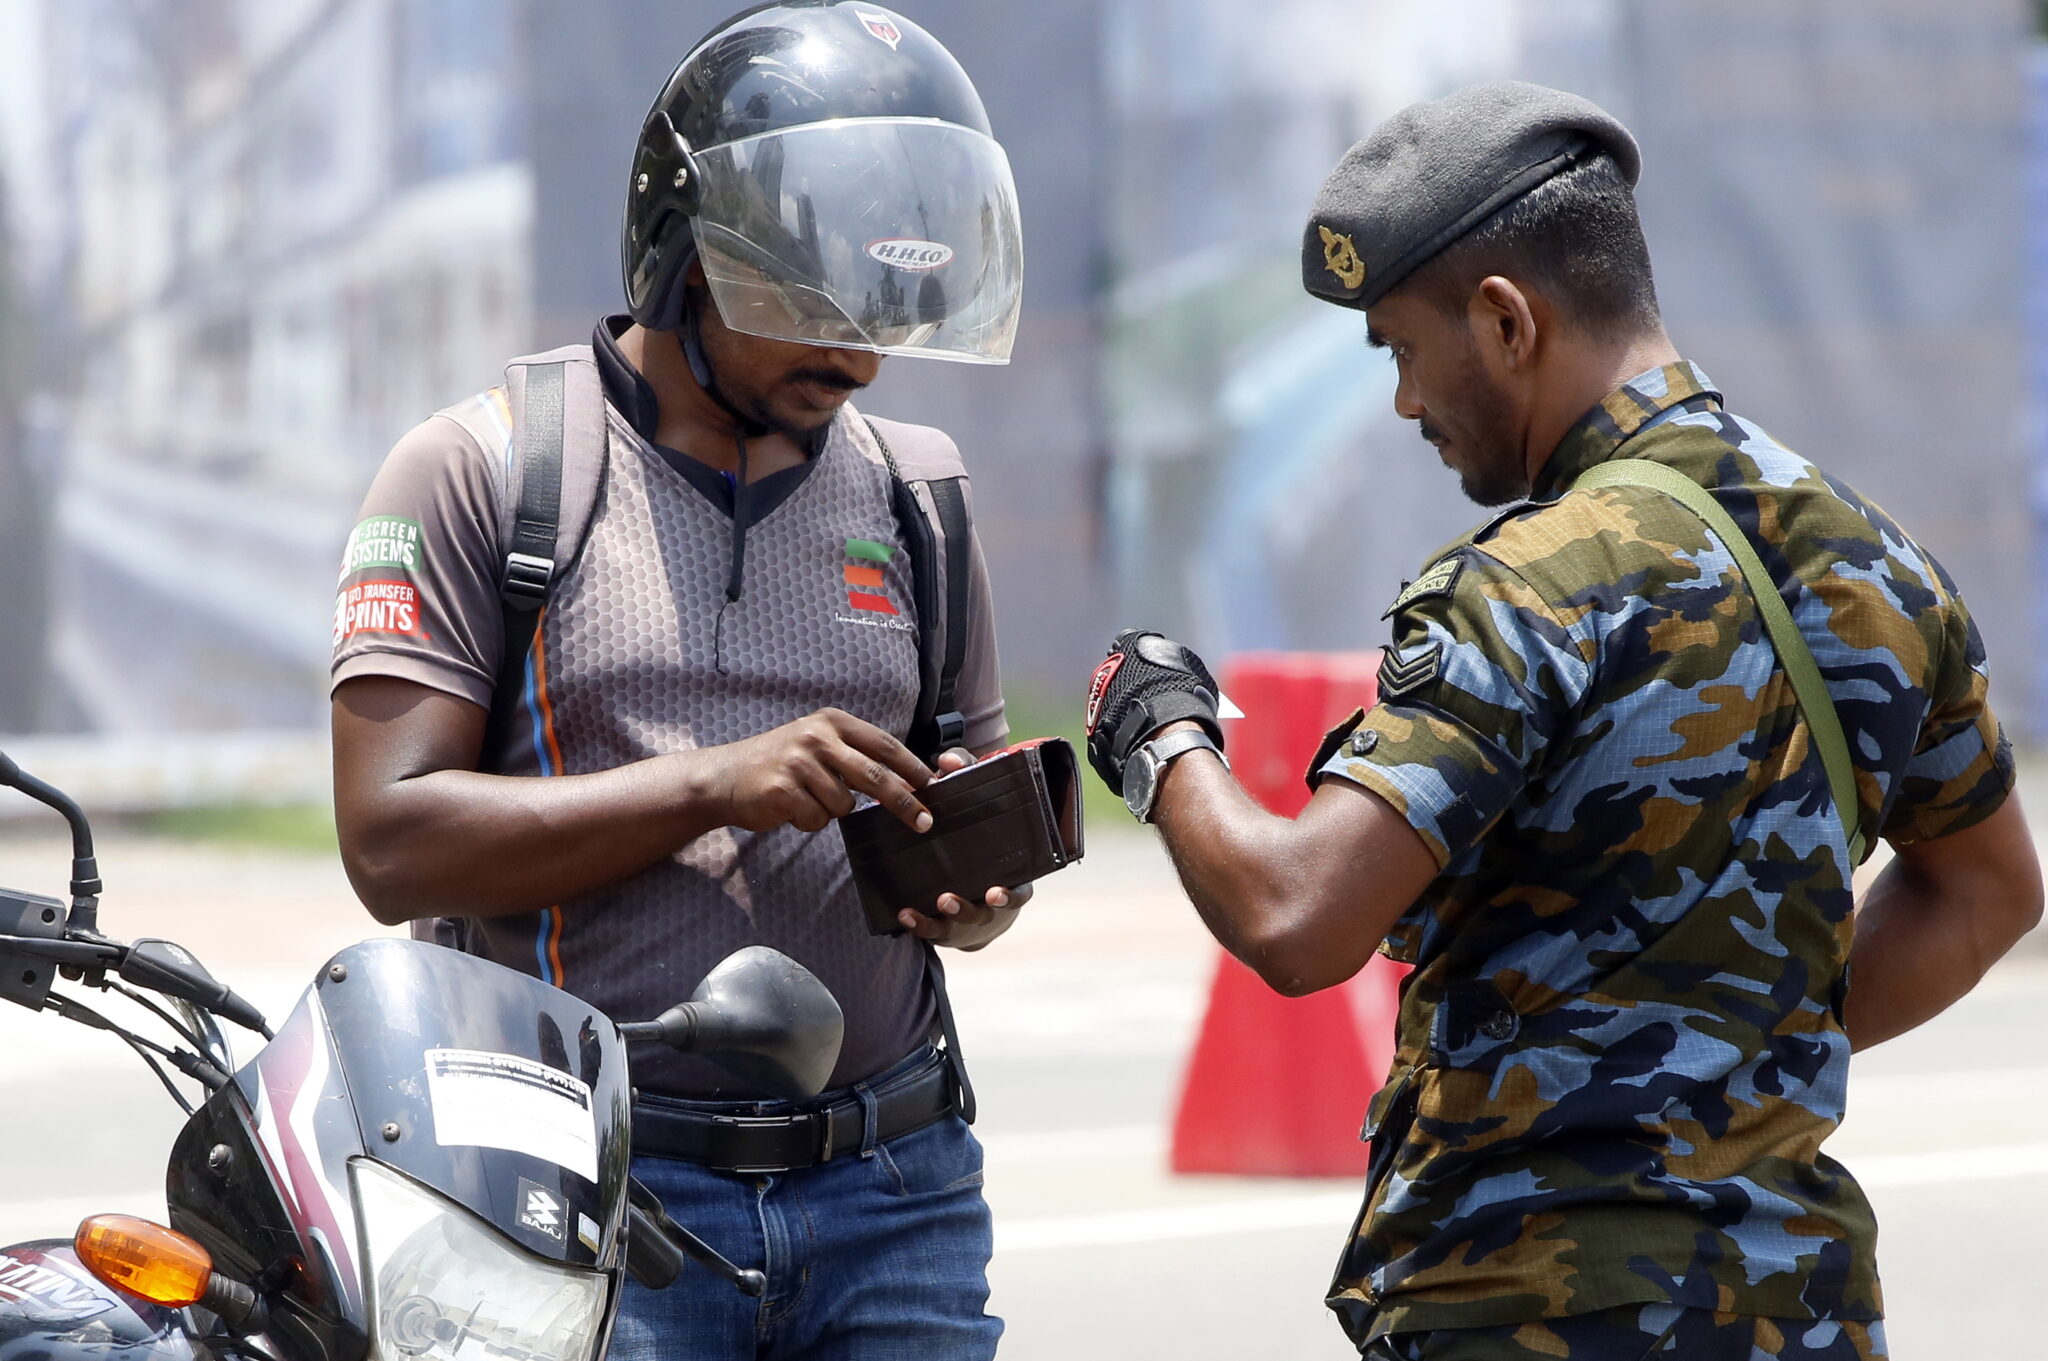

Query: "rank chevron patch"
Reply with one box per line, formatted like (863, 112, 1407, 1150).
(1378, 641, 1443, 699)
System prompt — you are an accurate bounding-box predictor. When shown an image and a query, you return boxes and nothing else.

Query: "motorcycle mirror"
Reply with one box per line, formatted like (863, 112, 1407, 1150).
(619, 947, 844, 1100)
(0, 747, 103, 933)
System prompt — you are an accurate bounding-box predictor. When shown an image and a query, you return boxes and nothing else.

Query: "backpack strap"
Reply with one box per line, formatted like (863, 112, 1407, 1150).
(925, 475, 972, 753)
(483, 360, 567, 761)
(865, 418, 973, 759)
(480, 353, 609, 769)
(1574, 458, 1868, 864)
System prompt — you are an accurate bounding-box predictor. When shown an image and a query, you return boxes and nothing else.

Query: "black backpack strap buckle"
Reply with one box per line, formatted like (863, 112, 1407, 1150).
(503, 551, 555, 609)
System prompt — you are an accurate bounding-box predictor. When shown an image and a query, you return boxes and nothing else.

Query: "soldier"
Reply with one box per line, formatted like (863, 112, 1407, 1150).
(1083, 83, 2042, 1359)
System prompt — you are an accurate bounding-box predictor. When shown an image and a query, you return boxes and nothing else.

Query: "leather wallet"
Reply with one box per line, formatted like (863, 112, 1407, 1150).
(840, 737, 1085, 936)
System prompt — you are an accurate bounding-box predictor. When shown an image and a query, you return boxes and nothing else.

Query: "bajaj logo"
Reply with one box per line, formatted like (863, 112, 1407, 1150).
(517, 1178, 566, 1242)
(855, 10, 903, 48)
(867, 238, 954, 272)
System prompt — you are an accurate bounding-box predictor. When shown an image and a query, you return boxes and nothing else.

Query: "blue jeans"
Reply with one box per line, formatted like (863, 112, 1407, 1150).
(606, 1071, 1000, 1359)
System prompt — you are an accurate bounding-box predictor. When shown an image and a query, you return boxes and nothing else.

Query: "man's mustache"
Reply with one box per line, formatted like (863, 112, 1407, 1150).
(1418, 419, 1446, 447)
(788, 368, 869, 393)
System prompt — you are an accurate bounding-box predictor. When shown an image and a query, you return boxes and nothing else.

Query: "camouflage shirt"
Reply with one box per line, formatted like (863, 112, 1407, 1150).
(1317, 361, 2011, 1343)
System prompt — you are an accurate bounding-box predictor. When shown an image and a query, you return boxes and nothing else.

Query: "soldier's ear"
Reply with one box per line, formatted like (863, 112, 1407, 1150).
(1472, 275, 1538, 371)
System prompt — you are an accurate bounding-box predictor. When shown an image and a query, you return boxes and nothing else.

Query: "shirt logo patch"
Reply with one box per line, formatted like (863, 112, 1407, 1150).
(1319, 225, 1367, 290)
(843, 537, 899, 617)
(335, 580, 425, 644)
(1383, 554, 1464, 619)
(1377, 641, 1442, 699)
(341, 515, 424, 578)
(855, 10, 903, 48)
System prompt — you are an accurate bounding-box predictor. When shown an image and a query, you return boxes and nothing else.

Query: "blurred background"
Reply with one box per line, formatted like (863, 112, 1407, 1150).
(0, 1, 2044, 1357)
(0, 0, 2039, 784)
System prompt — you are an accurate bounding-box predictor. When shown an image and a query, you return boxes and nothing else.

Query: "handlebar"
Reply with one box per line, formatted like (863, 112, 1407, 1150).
(0, 928, 271, 1036)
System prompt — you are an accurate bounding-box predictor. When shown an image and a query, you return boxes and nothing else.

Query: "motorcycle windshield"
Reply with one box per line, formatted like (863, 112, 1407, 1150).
(307, 939, 632, 1271)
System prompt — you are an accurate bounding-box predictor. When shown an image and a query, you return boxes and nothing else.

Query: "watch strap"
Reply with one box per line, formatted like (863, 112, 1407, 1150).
(1147, 727, 1222, 768)
(1130, 727, 1223, 822)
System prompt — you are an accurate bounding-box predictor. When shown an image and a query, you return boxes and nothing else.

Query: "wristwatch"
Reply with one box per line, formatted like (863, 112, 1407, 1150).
(1122, 728, 1224, 823)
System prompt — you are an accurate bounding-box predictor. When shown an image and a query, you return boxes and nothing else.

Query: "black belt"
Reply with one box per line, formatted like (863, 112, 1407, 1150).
(631, 1048, 956, 1174)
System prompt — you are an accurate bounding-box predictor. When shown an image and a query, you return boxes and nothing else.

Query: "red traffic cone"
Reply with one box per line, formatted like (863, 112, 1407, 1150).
(1168, 652, 1408, 1178)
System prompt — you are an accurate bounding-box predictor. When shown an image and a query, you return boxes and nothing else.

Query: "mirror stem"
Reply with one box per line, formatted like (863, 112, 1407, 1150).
(0, 753, 103, 933)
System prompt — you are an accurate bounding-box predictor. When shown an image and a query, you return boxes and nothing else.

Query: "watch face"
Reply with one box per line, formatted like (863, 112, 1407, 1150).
(1123, 750, 1157, 819)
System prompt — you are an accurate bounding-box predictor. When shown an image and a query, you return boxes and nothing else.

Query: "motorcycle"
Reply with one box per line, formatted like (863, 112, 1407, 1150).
(0, 748, 845, 1361)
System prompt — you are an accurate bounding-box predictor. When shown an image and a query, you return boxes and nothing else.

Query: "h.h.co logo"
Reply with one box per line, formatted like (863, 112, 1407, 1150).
(866, 238, 954, 272)
(843, 538, 898, 617)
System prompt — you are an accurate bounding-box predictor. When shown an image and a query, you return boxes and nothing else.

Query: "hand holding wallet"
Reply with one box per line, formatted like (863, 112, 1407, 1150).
(839, 738, 1085, 936)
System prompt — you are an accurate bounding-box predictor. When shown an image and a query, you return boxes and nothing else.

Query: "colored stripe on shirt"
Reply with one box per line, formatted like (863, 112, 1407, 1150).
(522, 614, 567, 985)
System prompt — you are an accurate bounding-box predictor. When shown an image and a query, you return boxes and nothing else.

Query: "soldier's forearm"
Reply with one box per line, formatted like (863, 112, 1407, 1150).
(1844, 796, 2042, 1049)
(1149, 741, 1434, 996)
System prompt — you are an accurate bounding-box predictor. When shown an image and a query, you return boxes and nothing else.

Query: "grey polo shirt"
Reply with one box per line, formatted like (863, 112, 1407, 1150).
(332, 330, 1005, 1097)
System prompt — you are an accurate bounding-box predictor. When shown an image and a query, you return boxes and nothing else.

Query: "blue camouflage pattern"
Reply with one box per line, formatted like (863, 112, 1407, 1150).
(1316, 362, 2010, 1345)
(1362, 1303, 1887, 1359)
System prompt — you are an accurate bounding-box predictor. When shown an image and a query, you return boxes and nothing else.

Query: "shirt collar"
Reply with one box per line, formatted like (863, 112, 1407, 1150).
(1533, 359, 1723, 498)
(592, 314, 661, 443)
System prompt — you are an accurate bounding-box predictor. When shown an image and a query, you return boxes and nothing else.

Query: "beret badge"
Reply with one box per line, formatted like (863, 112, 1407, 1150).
(1318, 225, 1366, 290)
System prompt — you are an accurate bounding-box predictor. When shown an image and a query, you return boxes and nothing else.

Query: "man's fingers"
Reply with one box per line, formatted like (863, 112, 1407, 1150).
(826, 741, 932, 831)
(833, 715, 935, 789)
(786, 782, 840, 833)
(901, 901, 997, 942)
(793, 763, 857, 821)
(935, 746, 977, 774)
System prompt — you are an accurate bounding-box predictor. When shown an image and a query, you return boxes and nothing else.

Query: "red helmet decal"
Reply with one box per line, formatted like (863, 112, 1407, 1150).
(855, 10, 903, 48)
(1085, 653, 1125, 734)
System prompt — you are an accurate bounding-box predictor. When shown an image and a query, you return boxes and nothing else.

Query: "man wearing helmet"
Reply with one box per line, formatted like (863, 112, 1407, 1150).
(329, 5, 1022, 1357)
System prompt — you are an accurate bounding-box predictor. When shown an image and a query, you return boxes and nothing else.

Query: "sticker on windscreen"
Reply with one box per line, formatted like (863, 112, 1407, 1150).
(424, 1048, 598, 1183)
(867, 238, 954, 272)
(516, 1177, 567, 1243)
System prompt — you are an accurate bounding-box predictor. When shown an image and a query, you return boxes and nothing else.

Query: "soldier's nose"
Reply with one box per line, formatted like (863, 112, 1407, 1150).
(1394, 382, 1426, 423)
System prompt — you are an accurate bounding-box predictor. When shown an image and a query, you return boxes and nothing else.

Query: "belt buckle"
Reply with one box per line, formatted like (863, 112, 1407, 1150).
(705, 1113, 816, 1174)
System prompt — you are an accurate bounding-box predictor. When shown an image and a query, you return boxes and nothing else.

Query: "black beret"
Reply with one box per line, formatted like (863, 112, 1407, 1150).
(1302, 81, 1640, 311)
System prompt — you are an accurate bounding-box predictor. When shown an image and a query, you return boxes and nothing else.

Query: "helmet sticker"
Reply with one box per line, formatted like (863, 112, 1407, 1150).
(866, 238, 955, 271)
(855, 10, 903, 49)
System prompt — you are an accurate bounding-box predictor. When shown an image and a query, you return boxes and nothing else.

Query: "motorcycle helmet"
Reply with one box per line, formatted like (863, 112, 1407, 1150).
(622, 1, 1024, 365)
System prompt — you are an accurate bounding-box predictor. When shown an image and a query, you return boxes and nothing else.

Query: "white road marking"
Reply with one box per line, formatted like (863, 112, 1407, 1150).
(992, 1138, 2048, 1254)
(1850, 1065, 2048, 1110)
(1851, 1141, 2048, 1189)
(981, 1124, 1166, 1165)
(997, 1191, 1358, 1253)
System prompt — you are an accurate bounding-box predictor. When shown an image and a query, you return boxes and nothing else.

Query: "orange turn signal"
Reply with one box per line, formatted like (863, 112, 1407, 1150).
(74, 1214, 213, 1308)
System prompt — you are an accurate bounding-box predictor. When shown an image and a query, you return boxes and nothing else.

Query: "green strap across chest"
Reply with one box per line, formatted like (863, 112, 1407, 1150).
(1574, 458, 1868, 865)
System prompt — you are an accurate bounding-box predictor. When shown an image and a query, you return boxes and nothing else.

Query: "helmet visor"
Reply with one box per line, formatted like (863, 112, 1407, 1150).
(692, 118, 1023, 364)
